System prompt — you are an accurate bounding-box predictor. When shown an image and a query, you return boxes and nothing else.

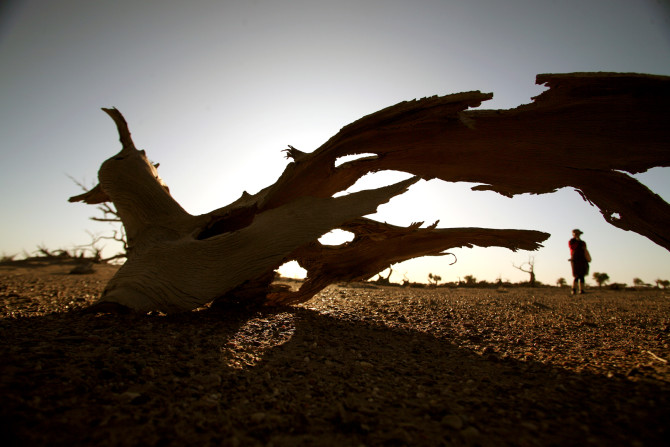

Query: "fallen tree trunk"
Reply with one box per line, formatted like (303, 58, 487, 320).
(70, 72, 669, 313)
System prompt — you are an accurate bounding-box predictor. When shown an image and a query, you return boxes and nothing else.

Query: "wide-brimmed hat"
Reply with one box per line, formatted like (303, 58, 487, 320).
(572, 229, 583, 235)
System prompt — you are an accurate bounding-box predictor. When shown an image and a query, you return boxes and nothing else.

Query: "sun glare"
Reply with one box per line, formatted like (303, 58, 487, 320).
(334, 153, 379, 167)
(318, 229, 355, 246)
(276, 260, 307, 280)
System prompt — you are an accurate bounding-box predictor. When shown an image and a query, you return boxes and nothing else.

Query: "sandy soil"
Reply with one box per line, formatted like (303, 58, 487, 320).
(1, 259, 669, 446)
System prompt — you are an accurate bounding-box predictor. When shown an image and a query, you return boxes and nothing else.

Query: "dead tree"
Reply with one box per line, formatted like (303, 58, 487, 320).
(372, 267, 393, 286)
(513, 257, 536, 287)
(69, 176, 128, 263)
(69, 72, 670, 313)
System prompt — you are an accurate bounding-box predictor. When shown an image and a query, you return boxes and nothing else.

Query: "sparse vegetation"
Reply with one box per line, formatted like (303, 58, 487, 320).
(1, 253, 17, 263)
(632, 278, 651, 289)
(427, 273, 441, 287)
(556, 277, 567, 287)
(462, 275, 477, 287)
(593, 272, 610, 288)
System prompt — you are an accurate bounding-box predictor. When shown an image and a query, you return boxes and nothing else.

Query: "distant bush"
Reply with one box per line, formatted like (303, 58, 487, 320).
(1, 253, 17, 263)
(427, 273, 442, 287)
(593, 272, 610, 287)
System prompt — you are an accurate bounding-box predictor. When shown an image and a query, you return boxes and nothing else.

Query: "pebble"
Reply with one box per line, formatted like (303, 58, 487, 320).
(194, 373, 222, 387)
(442, 414, 463, 430)
(250, 412, 266, 423)
(461, 426, 480, 440)
(119, 391, 141, 402)
(521, 421, 538, 431)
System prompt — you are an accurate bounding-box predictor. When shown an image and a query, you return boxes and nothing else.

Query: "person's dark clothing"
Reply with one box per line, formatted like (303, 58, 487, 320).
(569, 238, 589, 279)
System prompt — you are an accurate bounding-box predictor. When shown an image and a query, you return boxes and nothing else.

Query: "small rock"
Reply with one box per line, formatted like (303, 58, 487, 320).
(194, 373, 222, 387)
(442, 414, 463, 430)
(251, 412, 266, 423)
(626, 367, 640, 377)
(461, 426, 480, 440)
(521, 421, 539, 431)
(119, 391, 141, 403)
(69, 262, 95, 275)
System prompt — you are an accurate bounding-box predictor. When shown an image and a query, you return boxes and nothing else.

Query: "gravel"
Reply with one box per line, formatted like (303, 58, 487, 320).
(1, 259, 668, 446)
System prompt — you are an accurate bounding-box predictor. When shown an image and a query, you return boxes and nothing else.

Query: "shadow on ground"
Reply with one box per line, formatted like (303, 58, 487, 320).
(1, 301, 667, 447)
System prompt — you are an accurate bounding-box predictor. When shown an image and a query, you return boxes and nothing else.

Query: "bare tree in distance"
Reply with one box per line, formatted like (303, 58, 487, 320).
(68, 72, 670, 313)
(513, 256, 536, 287)
(402, 272, 410, 287)
(69, 175, 128, 263)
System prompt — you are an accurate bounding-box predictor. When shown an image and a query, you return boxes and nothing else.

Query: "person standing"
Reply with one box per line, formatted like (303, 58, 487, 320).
(569, 229, 591, 295)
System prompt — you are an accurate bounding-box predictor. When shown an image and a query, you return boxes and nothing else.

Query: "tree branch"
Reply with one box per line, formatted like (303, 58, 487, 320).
(269, 219, 549, 304)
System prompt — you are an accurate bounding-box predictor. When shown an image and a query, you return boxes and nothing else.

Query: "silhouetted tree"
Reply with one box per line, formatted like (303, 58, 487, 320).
(633, 278, 646, 288)
(556, 277, 567, 287)
(593, 272, 610, 288)
(513, 256, 536, 286)
(428, 273, 441, 286)
(462, 275, 477, 286)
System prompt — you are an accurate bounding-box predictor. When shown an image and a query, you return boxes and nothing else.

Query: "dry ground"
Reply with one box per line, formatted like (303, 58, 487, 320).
(1, 259, 669, 446)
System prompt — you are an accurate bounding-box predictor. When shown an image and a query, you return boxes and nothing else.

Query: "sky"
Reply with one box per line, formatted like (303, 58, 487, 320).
(1, 0, 669, 286)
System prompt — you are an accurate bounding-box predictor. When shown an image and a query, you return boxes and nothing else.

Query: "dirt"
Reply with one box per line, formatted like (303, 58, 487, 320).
(1, 259, 669, 446)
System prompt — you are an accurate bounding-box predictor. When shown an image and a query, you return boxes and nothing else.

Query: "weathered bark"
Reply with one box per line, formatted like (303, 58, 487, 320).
(70, 72, 669, 313)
